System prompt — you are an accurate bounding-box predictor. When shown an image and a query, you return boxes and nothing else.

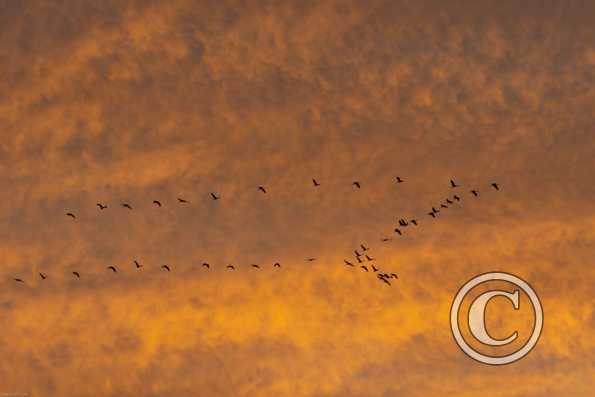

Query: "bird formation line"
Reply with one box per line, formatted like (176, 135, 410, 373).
(8, 178, 500, 285)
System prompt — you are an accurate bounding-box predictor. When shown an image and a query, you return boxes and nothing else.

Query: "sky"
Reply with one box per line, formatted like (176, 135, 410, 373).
(0, 1, 594, 396)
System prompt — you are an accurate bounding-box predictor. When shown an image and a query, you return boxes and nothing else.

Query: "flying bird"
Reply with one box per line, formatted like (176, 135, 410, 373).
(202, 263, 210, 269)
(365, 255, 374, 261)
(491, 183, 500, 190)
(66, 212, 76, 219)
(380, 277, 391, 286)
(446, 198, 453, 204)
(227, 265, 235, 270)
(432, 207, 439, 214)
(14, 278, 24, 283)
(453, 195, 461, 201)
(153, 200, 162, 207)
(251, 264, 260, 269)
(360, 244, 369, 252)
(107, 266, 117, 273)
(354, 250, 362, 257)
(312, 178, 320, 186)
(39, 272, 47, 280)
(97, 203, 107, 210)
(471, 190, 479, 196)
(210, 192, 220, 200)
(371, 265, 379, 272)
(360, 265, 368, 272)
(177, 197, 188, 203)
(390, 273, 398, 279)
(450, 179, 459, 188)
(72, 271, 80, 278)
(134, 260, 143, 269)
(441, 204, 448, 209)
(396, 176, 404, 183)
(344, 260, 354, 266)
(161, 265, 170, 272)
(122, 203, 133, 209)
(398, 219, 408, 226)
(410, 219, 418, 226)
(381, 237, 392, 242)
(352, 181, 361, 189)
(306, 258, 316, 262)
(273, 262, 281, 268)
(258, 186, 267, 194)
(428, 212, 436, 218)
(394, 228, 402, 235)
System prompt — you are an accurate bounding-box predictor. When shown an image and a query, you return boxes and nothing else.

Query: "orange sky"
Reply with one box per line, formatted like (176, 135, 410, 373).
(1, 1, 594, 396)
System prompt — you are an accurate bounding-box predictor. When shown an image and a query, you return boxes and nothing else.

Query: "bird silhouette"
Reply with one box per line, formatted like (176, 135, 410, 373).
(258, 186, 267, 194)
(428, 212, 436, 218)
(153, 200, 162, 207)
(432, 207, 439, 214)
(202, 263, 210, 269)
(398, 219, 408, 226)
(14, 278, 24, 283)
(453, 195, 461, 201)
(360, 244, 369, 251)
(365, 255, 374, 261)
(371, 265, 379, 272)
(356, 256, 363, 263)
(491, 183, 500, 190)
(352, 181, 361, 189)
(394, 228, 402, 235)
(410, 219, 418, 226)
(381, 237, 392, 242)
(312, 178, 320, 186)
(344, 259, 354, 266)
(390, 273, 398, 279)
(210, 192, 220, 200)
(273, 262, 281, 268)
(161, 265, 170, 272)
(380, 277, 391, 286)
(251, 264, 260, 269)
(446, 198, 453, 204)
(306, 258, 316, 262)
(471, 190, 479, 196)
(107, 266, 117, 273)
(122, 203, 133, 209)
(227, 265, 235, 270)
(177, 197, 188, 203)
(441, 204, 448, 209)
(39, 272, 47, 280)
(66, 212, 76, 219)
(134, 260, 143, 269)
(450, 179, 459, 188)
(354, 250, 362, 257)
(72, 271, 80, 278)
(396, 176, 404, 183)
(360, 265, 368, 272)
(97, 203, 107, 210)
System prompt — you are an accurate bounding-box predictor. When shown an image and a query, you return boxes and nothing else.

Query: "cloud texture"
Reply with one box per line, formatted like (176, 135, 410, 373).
(0, 1, 594, 396)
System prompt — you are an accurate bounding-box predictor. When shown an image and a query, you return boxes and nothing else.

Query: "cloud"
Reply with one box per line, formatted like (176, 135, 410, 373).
(0, 0, 594, 396)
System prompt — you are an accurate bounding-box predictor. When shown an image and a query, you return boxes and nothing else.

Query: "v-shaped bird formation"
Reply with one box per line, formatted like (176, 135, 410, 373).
(8, 178, 500, 286)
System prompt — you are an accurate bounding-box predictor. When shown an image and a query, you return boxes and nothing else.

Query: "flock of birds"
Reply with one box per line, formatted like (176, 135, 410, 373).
(11, 177, 501, 287)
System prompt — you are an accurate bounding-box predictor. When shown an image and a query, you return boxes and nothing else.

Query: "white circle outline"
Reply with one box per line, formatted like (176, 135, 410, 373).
(450, 272, 543, 365)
